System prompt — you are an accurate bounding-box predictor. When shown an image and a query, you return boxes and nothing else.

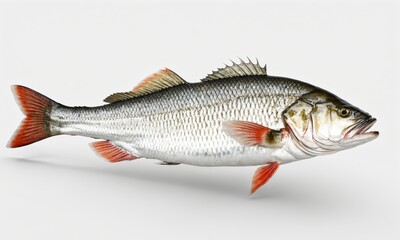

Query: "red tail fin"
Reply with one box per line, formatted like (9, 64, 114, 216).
(7, 85, 53, 148)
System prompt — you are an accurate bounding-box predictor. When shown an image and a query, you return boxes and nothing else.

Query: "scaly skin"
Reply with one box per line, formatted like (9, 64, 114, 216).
(49, 76, 315, 166)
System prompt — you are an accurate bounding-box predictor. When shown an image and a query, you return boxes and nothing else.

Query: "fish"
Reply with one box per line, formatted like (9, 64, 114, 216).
(7, 59, 379, 193)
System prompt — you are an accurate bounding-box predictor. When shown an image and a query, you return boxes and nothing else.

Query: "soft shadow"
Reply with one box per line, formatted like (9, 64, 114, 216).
(5, 157, 352, 207)
(248, 176, 360, 212)
(6, 157, 245, 196)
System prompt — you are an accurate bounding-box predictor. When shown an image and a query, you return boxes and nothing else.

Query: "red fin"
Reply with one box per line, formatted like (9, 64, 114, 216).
(132, 68, 185, 94)
(222, 120, 271, 146)
(251, 162, 279, 194)
(91, 141, 139, 163)
(8, 85, 53, 148)
(103, 68, 186, 103)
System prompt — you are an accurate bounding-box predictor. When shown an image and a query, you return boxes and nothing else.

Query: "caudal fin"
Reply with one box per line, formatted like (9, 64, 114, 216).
(7, 85, 54, 148)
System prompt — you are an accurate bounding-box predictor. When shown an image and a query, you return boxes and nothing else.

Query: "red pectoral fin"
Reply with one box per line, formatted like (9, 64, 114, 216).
(222, 120, 271, 146)
(251, 162, 280, 194)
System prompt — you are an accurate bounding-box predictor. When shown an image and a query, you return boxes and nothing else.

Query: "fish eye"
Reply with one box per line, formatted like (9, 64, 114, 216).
(338, 107, 351, 118)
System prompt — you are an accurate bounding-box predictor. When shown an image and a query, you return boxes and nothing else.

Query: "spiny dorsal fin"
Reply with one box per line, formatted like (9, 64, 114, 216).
(104, 68, 186, 103)
(201, 58, 267, 82)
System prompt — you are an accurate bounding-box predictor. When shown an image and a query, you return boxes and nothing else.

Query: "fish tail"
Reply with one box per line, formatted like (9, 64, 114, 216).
(7, 85, 56, 148)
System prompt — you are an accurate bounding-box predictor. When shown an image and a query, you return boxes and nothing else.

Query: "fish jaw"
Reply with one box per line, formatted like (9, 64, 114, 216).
(340, 118, 379, 147)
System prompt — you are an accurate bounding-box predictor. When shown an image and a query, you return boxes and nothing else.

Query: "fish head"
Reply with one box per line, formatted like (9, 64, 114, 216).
(283, 90, 379, 156)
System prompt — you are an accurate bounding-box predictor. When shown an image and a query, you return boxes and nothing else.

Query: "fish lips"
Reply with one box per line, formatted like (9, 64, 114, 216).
(341, 118, 379, 145)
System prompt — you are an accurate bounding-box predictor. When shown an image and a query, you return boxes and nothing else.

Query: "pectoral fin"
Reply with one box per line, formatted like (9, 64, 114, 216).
(251, 162, 280, 194)
(222, 120, 287, 148)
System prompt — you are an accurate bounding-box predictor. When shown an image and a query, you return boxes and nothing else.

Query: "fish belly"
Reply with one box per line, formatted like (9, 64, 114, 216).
(114, 97, 292, 166)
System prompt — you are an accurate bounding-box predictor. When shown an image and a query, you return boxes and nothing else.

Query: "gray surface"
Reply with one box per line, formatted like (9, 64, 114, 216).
(0, 1, 398, 240)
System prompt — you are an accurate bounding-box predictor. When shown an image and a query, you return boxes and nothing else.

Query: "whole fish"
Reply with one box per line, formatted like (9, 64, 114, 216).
(8, 59, 379, 193)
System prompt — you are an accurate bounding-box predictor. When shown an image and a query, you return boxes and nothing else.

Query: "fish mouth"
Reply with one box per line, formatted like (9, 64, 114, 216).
(344, 118, 379, 140)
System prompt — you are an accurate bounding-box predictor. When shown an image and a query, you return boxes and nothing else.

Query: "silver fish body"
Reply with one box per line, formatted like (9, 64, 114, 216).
(8, 60, 378, 193)
(50, 76, 314, 166)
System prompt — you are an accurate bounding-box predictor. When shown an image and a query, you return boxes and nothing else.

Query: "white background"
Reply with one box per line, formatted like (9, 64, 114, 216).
(0, 0, 399, 239)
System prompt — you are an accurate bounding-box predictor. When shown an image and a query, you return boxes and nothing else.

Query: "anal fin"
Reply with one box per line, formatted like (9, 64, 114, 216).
(91, 141, 139, 163)
(251, 162, 279, 194)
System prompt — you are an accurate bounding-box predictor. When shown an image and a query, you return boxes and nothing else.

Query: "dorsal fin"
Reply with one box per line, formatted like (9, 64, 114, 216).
(201, 58, 267, 82)
(104, 68, 186, 103)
